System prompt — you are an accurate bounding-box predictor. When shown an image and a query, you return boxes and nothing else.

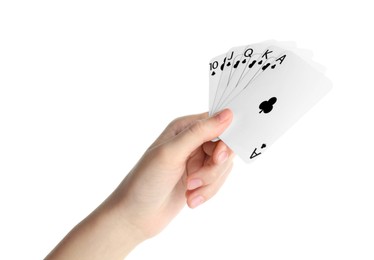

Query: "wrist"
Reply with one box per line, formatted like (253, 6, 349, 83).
(95, 196, 147, 253)
(46, 196, 146, 260)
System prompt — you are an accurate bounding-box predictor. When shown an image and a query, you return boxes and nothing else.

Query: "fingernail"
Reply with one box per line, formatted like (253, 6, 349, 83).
(190, 195, 204, 208)
(214, 109, 231, 123)
(187, 179, 203, 190)
(217, 151, 228, 164)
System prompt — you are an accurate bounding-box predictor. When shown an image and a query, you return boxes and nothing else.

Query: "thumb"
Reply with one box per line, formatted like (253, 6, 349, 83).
(168, 109, 233, 159)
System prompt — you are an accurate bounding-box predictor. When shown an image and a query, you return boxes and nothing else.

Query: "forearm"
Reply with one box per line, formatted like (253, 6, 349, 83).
(45, 199, 145, 260)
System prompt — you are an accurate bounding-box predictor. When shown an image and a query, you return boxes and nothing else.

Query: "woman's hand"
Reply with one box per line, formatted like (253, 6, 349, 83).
(46, 109, 234, 260)
(112, 108, 234, 238)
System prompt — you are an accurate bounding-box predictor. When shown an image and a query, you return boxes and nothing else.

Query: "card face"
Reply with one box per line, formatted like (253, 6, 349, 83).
(219, 50, 332, 162)
(216, 46, 286, 111)
(211, 45, 247, 114)
(209, 53, 226, 113)
(214, 42, 273, 113)
(212, 40, 279, 114)
(215, 41, 325, 113)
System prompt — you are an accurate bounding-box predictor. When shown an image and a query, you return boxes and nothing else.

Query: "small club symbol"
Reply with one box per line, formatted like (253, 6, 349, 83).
(250, 143, 267, 159)
(259, 97, 277, 114)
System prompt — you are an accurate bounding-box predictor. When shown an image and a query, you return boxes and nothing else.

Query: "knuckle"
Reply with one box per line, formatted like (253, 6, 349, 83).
(167, 116, 190, 135)
(168, 116, 183, 128)
(208, 168, 221, 181)
(166, 118, 181, 131)
(188, 120, 204, 136)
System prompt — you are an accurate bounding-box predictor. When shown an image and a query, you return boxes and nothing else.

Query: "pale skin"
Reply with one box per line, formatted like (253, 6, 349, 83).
(46, 108, 234, 260)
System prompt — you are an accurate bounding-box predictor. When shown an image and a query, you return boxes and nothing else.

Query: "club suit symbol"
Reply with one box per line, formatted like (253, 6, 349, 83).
(250, 143, 267, 159)
(259, 97, 277, 113)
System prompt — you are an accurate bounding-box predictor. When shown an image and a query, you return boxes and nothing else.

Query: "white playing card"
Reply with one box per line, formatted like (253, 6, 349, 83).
(213, 41, 276, 113)
(211, 45, 248, 114)
(209, 40, 282, 115)
(209, 53, 226, 113)
(214, 41, 325, 113)
(216, 45, 286, 111)
(219, 50, 332, 163)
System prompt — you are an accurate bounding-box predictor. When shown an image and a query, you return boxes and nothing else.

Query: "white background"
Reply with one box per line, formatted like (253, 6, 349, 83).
(1, 1, 373, 259)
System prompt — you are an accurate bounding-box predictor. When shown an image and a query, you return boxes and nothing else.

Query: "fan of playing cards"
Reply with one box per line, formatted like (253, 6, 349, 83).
(209, 40, 332, 163)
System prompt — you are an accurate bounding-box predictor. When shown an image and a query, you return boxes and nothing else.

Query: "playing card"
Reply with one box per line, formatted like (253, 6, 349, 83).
(209, 53, 226, 113)
(216, 45, 286, 112)
(218, 50, 332, 162)
(210, 41, 317, 114)
(213, 41, 276, 114)
(210, 45, 244, 114)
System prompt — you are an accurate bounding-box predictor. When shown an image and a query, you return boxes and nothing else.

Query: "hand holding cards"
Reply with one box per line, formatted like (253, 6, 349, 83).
(209, 41, 332, 163)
